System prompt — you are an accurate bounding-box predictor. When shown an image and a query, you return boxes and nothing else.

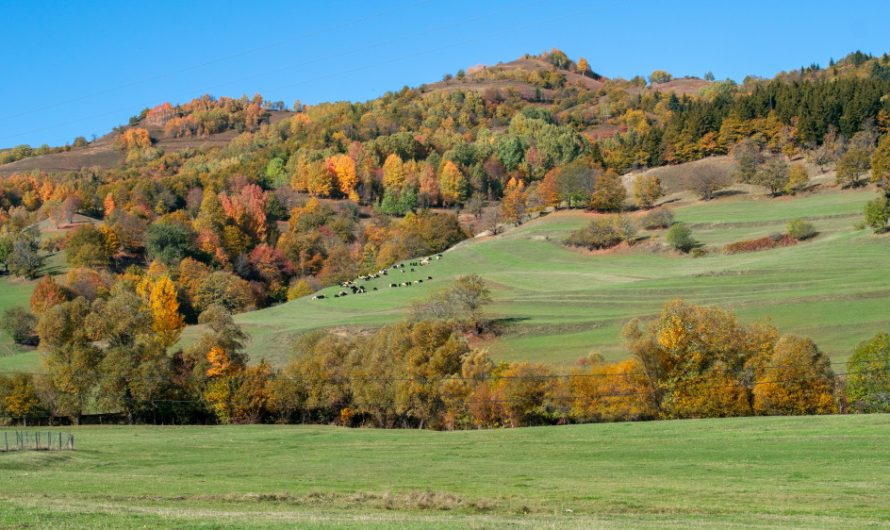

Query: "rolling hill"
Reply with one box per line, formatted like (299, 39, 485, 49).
(171, 184, 889, 369)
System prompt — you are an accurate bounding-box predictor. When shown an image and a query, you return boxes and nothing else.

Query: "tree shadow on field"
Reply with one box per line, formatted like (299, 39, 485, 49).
(711, 189, 747, 199)
(487, 317, 530, 335)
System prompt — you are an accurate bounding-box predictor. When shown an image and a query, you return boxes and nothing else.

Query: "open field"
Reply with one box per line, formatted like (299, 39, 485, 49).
(189, 188, 889, 368)
(0, 414, 888, 528)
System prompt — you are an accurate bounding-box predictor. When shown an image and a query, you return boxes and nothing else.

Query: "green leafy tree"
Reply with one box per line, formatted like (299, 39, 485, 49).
(649, 70, 672, 84)
(754, 157, 790, 196)
(8, 227, 44, 279)
(66, 224, 111, 268)
(871, 134, 890, 188)
(1, 307, 37, 345)
(145, 221, 196, 266)
(836, 146, 871, 187)
(846, 333, 890, 412)
(412, 274, 492, 333)
(864, 196, 890, 233)
(589, 170, 626, 212)
(666, 223, 698, 253)
(37, 297, 102, 423)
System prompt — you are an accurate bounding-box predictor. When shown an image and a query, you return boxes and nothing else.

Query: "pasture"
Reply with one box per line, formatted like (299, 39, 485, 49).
(217, 188, 887, 367)
(3, 187, 886, 373)
(0, 414, 888, 528)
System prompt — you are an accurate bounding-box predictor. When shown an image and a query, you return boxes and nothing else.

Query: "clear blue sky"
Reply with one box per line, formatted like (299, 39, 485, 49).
(1, 0, 888, 147)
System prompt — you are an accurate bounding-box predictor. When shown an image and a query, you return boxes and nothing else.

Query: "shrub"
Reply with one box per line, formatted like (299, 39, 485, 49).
(565, 215, 637, 250)
(641, 207, 674, 230)
(723, 233, 796, 254)
(666, 223, 698, 253)
(787, 219, 816, 240)
(864, 196, 890, 233)
(286, 279, 314, 300)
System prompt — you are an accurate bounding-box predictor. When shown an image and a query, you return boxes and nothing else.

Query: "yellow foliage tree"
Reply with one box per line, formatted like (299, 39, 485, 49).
(752, 335, 837, 415)
(148, 275, 185, 348)
(383, 153, 405, 190)
(500, 178, 527, 224)
(632, 174, 663, 209)
(438, 160, 466, 205)
(327, 154, 358, 201)
(206, 345, 235, 378)
(306, 161, 334, 197)
(570, 358, 655, 422)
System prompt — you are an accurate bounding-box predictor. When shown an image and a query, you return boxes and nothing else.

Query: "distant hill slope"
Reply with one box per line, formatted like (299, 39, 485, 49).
(0, 110, 293, 175)
(174, 186, 890, 369)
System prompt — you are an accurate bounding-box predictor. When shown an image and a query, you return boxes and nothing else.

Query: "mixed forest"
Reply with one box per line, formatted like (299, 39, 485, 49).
(1, 49, 890, 428)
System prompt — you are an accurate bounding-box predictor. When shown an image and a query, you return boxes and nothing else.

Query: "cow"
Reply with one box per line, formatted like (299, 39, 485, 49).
(339, 291, 348, 297)
(427, 276, 432, 280)
(312, 294, 326, 300)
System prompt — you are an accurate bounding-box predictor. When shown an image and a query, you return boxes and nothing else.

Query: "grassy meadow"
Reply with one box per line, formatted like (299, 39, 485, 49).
(210, 188, 888, 368)
(1, 414, 888, 528)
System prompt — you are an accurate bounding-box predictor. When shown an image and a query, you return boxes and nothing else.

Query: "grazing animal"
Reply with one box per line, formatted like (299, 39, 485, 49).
(410, 268, 414, 272)
(390, 283, 398, 288)
(427, 276, 432, 280)
(372, 287, 378, 291)
(334, 294, 340, 298)
(312, 294, 326, 300)
(339, 291, 348, 297)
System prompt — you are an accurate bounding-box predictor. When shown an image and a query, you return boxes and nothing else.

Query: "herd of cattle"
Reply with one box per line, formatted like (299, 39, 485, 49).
(311, 254, 443, 300)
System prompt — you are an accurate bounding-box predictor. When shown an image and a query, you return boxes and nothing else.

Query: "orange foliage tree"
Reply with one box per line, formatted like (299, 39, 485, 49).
(326, 154, 358, 201)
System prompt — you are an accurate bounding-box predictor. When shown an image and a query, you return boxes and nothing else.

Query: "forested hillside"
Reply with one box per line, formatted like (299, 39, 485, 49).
(2, 48, 890, 426)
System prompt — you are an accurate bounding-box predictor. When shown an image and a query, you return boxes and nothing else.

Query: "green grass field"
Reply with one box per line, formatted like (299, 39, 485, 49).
(196, 188, 888, 368)
(1, 414, 888, 528)
(0, 251, 68, 373)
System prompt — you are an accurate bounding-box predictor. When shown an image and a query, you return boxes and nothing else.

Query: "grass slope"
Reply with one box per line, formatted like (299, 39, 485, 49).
(214, 188, 887, 367)
(1, 414, 888, 528)
(0, 251, 69, 373)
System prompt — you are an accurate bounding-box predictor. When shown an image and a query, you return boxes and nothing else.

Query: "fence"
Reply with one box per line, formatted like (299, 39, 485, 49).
(0, 431, 74, 452)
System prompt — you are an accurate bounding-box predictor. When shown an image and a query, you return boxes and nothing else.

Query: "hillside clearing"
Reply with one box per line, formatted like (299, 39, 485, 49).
(195, 188, 887, 368)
